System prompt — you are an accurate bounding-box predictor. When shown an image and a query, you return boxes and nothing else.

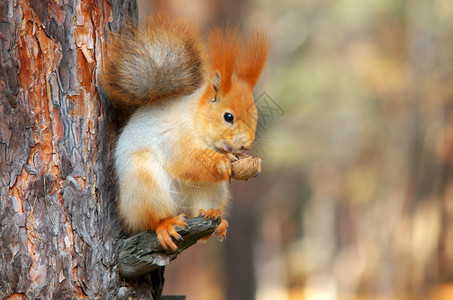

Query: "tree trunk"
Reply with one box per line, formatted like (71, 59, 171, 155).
(0, 0, 165, 298)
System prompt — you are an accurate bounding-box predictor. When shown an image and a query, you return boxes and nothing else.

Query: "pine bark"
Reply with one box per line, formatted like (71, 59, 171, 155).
(0, 0, 166, 298)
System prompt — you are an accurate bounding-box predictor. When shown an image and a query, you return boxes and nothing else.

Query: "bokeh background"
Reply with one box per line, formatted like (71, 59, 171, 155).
(140, 0, 453, 299)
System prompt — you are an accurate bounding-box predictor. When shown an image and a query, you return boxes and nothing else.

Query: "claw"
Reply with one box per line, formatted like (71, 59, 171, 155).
(199, 208, 224, 223)
(155, 214, 187, 250)
(213, 218, 228, 241)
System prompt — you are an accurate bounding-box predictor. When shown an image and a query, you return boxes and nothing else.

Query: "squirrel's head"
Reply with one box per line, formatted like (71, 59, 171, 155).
(198, 73, 258, 153)
(197, 27, 269, 154)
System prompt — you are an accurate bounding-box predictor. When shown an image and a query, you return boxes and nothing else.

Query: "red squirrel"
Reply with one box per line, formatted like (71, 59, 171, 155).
(100, 14, 269, 250)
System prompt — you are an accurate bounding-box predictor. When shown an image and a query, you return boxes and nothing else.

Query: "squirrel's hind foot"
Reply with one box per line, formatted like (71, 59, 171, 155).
(199, 209, 229, 241)
(155, 214, 187, 250)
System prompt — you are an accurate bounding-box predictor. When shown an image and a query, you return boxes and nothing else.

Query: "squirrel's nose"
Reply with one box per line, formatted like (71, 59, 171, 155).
(240, 142, 253, 151)
(236, 134, 254, 151)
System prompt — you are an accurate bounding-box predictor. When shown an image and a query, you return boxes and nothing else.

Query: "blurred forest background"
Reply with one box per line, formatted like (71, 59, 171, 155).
(141, 0, 453, 299)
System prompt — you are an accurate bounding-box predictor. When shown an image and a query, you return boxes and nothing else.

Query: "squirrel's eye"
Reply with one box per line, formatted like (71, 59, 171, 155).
(223, 112, 234, 124)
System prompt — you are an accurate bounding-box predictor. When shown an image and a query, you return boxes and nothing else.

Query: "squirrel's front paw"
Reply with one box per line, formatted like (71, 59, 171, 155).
(216, 156, 232, 181)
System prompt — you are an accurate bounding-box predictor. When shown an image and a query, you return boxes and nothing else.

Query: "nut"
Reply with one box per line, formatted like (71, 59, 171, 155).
(231, 154, 262, 181)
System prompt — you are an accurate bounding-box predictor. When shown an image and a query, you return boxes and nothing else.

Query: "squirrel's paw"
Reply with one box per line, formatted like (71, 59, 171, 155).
(198, 208, 222, 220)
(198, 209, 229, 241)
(216, 156, 232, 181)
(214, 218, 229, 241)
(155, 214, 187, 250)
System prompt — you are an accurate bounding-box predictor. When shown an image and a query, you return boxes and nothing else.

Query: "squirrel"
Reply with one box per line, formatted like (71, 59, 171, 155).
(100, 14, 269, 250)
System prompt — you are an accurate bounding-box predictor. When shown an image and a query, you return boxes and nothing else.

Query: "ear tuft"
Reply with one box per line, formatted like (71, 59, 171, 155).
(236, 30, 270, 88)
(208, 25, 240, 94)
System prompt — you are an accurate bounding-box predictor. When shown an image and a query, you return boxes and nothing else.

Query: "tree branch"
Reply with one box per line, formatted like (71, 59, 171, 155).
(118, 217, 221, 279)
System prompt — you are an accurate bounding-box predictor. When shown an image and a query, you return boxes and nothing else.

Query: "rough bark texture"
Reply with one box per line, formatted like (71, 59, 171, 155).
(0, 0, 170, 299)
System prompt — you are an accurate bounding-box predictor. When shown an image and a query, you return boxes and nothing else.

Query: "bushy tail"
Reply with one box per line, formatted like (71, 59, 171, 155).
(100, 14, 204, 113)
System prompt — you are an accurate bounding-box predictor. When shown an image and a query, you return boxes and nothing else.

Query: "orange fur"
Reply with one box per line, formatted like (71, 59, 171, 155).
(170, 143, 231, 183)
(207, 27, 269, 92)
(207, 25, 240, 94)
(169, 78, 259, 185)
(236, 30, 270, 88)
(195, 75, 258, 151)
(117, 150, 176, 232)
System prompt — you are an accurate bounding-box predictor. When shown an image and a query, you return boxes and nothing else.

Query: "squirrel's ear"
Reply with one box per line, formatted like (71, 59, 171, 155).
(236, 30, 270, 89)
(208, 26, 239, 94)
(212, 72, 221, 92)
(210, 72, 221, 103)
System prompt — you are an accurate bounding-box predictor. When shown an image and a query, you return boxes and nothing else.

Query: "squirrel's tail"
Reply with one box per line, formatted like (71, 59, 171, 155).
(100, 14, 204, 113)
